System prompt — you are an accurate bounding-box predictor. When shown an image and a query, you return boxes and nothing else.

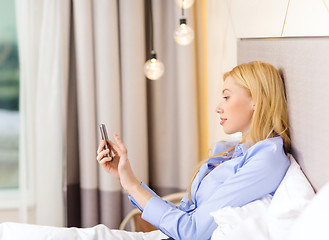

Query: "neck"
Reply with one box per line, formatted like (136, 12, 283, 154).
(241, 133, 253, 148)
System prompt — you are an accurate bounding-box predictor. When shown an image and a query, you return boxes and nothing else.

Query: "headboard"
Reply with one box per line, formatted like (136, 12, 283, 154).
(237, 37, 329, 193)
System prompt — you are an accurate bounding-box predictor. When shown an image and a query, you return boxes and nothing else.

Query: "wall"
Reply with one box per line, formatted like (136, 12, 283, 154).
(0, 208, 35, 223)
(207, 0, 329, 148)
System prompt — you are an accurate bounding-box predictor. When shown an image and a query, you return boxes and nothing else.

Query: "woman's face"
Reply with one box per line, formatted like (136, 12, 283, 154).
(216, 76, 255, 136)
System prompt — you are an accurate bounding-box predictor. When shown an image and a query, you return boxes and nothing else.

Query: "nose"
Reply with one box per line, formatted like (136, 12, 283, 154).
(216, 104, 223, 114)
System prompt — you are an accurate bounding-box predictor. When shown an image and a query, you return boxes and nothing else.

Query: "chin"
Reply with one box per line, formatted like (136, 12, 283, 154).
(223, 127, 240, 135)
(223, 129, 235, 135)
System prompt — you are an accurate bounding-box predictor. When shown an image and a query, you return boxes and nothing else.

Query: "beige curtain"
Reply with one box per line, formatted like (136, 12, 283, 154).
(17, 0, 205, 229)
(66, 0, 149, 228)
(66, 0, 201, 228)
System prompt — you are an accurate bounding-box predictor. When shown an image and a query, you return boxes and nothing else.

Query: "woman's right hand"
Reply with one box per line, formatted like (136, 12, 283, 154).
(97, 133, 153, 209)
(96, 133, 140, 192)
(96, 138, 120, 179)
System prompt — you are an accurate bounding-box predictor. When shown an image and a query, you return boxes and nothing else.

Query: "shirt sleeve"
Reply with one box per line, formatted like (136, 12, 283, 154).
(141, 140, 290, 240)
(128, 182, 158, 212)
(128, 182, 177, 212)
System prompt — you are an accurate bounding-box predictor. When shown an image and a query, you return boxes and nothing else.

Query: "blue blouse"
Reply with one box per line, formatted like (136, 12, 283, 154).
(129, 136, 290, 240)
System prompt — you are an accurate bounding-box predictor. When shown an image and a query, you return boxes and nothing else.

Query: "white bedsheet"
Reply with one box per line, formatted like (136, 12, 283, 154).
(0, 223, 168, 240)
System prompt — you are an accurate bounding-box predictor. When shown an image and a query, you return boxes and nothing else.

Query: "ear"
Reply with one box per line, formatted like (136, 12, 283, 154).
(251, 100, 255, 111)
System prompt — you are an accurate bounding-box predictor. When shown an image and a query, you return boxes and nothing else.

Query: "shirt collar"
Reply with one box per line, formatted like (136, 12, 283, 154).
(207, 142, 249, 167)
(234, 143, 248, 156)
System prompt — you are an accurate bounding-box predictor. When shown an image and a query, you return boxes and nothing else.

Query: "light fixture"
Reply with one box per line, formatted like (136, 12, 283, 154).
(174, 1, 194, 46)
(144, 0, 164, 80)
(176, 0, 195, 9)
(174, 18, 194, 46)
(144, 51, 165, 80)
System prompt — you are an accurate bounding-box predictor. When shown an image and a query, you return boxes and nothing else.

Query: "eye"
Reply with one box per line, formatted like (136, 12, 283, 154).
(223, 96, 230, 101)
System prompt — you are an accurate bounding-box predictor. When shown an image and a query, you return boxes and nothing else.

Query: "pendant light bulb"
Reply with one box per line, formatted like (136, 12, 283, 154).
(144, 51, 165, 80)
(174, 18, 194, 46)
(176, 0, 195, 9)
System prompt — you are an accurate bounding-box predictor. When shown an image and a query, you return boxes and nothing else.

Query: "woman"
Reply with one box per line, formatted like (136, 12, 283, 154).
(96, 61, 291, 240)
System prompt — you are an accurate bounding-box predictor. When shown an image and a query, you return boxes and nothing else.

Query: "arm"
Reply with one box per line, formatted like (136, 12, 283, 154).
(128, 182, 179, 212)
(126, 183, 153, 210)
(127, 140, 240, 213)
(96, 133, 153, 209)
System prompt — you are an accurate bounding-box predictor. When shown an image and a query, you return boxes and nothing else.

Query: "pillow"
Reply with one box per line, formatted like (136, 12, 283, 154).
(210, 195, 272, 239)
(288, 182, 329, 240)
(267, 154, 315, 240)
(210, 154, 315, 240)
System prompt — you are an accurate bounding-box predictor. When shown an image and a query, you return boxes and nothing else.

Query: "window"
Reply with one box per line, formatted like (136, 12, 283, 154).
(0, 0, 20, 195)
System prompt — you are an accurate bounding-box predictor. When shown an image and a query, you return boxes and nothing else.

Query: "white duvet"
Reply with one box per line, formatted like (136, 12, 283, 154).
(0, 223, 168, 240)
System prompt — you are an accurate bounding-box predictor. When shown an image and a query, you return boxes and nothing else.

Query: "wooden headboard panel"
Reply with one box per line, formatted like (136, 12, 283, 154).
(238, 37, 329, 192)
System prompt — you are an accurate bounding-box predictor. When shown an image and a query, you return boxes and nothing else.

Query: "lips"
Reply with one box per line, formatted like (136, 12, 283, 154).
(220, 118, 227, 125)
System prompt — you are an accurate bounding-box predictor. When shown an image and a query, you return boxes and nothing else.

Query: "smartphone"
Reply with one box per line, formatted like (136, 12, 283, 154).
(99, 123, 112, 159)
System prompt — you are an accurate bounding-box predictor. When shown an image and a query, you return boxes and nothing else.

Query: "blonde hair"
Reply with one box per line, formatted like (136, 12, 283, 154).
(187, 61, 291, 200)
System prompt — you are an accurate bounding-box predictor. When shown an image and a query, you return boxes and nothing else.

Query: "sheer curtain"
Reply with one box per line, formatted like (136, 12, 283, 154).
(16, 0, 70, 226)
(17, 0, 203, 228)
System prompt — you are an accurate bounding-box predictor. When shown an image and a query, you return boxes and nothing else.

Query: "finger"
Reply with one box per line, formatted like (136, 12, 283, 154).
(97, 140, 106, 154)
(96, 149, 109, 161)
(100, 156, 112, 165)
(107, 139, 119, 154)
(107, 138, 120, 152)
(113, 132, 126, 151)
(108, 141, 121, 156)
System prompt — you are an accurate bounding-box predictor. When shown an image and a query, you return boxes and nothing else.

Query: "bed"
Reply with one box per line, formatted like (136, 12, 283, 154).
(1, 37, 329, 239)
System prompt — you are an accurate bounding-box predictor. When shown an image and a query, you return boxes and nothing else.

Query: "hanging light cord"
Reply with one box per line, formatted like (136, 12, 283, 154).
(182, 0, 185, 17)
(281, 0, 291, 37)
(149, 0, 154, 52)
